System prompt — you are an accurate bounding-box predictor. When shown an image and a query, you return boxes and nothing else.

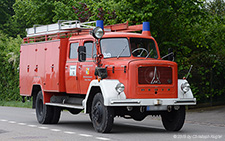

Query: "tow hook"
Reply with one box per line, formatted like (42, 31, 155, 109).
(127, 106, 133, 111)
(140, 106, 145, 113)
(167, 105, 172, 112)
(174, 105, 180, 110)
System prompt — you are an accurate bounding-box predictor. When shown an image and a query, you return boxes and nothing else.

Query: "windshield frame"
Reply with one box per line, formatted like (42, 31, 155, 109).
(100, 37, 131, 59)
(99, 36, 160, 59)
(129, 37, 159, 59)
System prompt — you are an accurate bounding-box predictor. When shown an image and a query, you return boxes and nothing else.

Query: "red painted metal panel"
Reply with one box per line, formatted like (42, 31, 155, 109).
(44, 40, 61, 91)
(20, 44, 36, 96)
(128, 60, 178, 99)
(20, 39, 68, 96)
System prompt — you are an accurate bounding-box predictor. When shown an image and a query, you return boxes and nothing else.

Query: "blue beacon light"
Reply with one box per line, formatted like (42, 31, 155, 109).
(142, 22, 151, 36)
(96, 20, 104, 30)
(143, 22, 150, 31)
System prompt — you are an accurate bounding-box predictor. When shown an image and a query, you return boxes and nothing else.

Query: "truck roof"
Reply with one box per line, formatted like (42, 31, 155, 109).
(69, 32, 153, 40)
(23, 20, 151, 43)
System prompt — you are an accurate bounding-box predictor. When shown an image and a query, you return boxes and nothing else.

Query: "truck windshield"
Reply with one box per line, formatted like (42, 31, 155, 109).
(100, 38, 130, 58)
(130, 38, 158, 59)
(100, 37, 158, 59)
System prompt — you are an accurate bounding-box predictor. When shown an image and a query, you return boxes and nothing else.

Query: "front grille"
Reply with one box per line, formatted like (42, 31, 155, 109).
(138, 66, 172, 84)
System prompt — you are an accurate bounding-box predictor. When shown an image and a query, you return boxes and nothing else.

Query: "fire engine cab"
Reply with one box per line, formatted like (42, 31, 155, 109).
(20, 20, 196, 133)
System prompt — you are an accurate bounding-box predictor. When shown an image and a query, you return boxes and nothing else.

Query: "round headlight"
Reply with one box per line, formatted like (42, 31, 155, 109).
(92, 27, 104, 39)
(115, 83, 125, 93)
(181, 82, 190, 93)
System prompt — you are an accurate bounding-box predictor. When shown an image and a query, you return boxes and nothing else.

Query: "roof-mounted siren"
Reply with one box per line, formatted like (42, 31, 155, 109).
(91, 20, 104, 39)
(142, 22, 151, 36)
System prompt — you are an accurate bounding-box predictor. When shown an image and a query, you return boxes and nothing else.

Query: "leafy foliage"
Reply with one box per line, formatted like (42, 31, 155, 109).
(0, 0, 15, 37)
(0, 31, 22, 101)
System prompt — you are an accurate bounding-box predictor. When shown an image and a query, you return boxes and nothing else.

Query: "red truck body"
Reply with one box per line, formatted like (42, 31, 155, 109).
(19, 20, 195, 133)
(20, 34, 178, 101)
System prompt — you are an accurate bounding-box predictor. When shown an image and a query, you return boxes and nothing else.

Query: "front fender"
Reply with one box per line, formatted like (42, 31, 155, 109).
(178, 79, 194, 99)
(83, 79, 126, 112)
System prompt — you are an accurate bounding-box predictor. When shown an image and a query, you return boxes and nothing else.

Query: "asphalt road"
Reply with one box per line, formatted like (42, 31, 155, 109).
(0, 106, 224, 141)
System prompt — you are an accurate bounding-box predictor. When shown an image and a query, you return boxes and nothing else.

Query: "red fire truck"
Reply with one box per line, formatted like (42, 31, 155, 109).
(20, 20, 196, 133)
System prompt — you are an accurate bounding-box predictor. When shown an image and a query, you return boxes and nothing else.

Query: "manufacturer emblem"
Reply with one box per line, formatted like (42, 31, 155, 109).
(151, 67, 161, 84)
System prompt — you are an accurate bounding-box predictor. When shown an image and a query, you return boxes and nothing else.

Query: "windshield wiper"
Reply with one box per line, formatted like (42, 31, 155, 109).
(145, 49, 153, 59)
(117, 45, 127, 59)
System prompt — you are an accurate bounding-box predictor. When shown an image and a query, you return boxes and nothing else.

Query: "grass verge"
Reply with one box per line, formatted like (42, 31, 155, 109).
(0, 100, 32, 108)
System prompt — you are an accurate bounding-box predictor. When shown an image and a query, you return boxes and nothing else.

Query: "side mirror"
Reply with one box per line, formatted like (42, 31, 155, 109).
(78, 46, 86, 62)
(168, 48, 174, 61)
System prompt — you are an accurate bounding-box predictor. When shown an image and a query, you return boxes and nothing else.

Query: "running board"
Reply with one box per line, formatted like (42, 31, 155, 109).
(45, 103, 84, 109)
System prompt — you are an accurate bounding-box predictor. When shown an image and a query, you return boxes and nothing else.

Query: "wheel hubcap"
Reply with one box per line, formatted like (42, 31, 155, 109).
(93, 102, 103, 124)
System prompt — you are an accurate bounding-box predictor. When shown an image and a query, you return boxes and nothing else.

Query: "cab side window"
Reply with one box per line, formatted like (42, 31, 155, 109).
(84, 41, 96, 58)
(69, 43, 79, 59)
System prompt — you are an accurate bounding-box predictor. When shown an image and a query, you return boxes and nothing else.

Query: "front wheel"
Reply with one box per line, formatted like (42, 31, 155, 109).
(161, 106, 186, 131)
(91, 93, 114, 133)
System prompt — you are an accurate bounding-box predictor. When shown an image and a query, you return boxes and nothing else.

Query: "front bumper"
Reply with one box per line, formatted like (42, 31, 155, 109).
(109, 98, 196, 106)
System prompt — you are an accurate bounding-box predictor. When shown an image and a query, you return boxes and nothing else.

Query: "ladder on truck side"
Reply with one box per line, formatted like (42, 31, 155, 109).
(24, 20, 143, 43)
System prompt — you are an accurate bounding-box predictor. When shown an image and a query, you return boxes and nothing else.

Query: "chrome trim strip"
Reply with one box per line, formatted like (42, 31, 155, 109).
(45, 103, 84, 109)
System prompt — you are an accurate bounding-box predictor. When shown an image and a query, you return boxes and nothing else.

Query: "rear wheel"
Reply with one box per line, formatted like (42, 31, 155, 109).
(161, 106, 185, 131)
(91, 93, 114, 133)
(35, 91, 61, 124)
(51, 106, 61, 124)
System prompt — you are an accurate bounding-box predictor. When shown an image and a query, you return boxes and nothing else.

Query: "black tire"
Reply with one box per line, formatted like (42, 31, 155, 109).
(161, 106, 186, 131)
(51, 106, 61, 124)
(35, 91, 61, 124)
(36, 91, 52, 124)
(89, 111, 92, 121)
(91, 93, 114, 133)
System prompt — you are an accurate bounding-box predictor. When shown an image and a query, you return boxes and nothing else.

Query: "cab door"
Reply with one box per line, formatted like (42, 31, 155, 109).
(78, 40, 97, 94)
(65, 41, 80, 94)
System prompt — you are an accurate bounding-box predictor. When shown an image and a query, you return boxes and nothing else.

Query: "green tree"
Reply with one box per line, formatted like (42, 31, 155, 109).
(12, 0, 120, 37)
(188, 0, 225, 103)
(0, 0, 15, 36)
(7, 0, 225, 104)
(0, 31, 22, 101)
(12, 0, 58, 37)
